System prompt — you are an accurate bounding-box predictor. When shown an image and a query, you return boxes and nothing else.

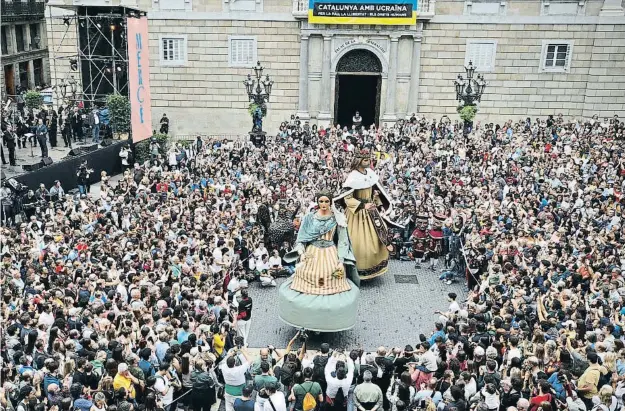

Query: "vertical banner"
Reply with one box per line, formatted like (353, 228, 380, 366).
(308, 0, 417, 24)
(127, 17, 153, 143)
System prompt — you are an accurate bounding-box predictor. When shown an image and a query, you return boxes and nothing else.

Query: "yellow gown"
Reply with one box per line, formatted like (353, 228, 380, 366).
(344, 186, 389, 279)
(290, 227, 352, 295)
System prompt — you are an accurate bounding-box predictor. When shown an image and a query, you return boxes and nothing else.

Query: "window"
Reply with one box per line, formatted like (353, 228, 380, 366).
(541, 0, 585, 15)
(228, 36, 257, 67)
(159, 36, 187, 66)
(159, 0, 185, 9)
(465, 40, 497, 72)
(464, 0, 506, 15)
(225, 0, 259, 12)
(153, 0, 192, 10)
(541, 41, 573, 72)
(1, 27, 9, 55)
(30, 23, 40, 49)
(33, 59, 43, 87)
(16, 25, 25, 52)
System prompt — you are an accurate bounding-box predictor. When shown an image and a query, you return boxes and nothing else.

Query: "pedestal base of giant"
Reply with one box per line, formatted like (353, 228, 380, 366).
(277, 277, 360, 332)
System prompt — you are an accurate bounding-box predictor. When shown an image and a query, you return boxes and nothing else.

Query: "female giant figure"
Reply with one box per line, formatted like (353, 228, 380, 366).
(278, 191, 360, 332)
(335, 149, 402, 280)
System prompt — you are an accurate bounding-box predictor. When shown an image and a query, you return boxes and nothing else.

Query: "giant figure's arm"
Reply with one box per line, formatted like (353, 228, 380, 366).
(344, 193, 364, 213)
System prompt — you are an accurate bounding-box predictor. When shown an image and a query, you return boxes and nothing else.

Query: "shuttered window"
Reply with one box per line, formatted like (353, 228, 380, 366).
(541, 41, 573, 72)
(229, 37, 257, 67)
(160, 36, 187, 66)
(465, 41, 497, 72)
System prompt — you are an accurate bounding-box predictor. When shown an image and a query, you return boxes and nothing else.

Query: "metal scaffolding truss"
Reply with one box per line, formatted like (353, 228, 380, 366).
(79, 13, 129, 104)
(48, 6, 137, 107)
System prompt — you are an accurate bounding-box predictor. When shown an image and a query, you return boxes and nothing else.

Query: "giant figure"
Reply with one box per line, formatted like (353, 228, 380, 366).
(277, 191, 360, 332)
(335, 149, 402, 280)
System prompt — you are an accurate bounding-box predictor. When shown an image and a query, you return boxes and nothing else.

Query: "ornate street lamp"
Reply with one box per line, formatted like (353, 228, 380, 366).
(453, 61, 487, 106)
(243, 61, 274, 139)
(243, 74, 254, 95)
(453, 61, 487, 136)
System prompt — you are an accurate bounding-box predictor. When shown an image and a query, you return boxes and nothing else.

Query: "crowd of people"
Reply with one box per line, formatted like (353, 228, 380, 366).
(1, 112, 624, 411)
(1, 100, 109, 165)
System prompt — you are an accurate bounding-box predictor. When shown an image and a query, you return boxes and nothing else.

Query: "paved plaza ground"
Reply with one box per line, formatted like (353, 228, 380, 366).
(247, 260, 466, 350)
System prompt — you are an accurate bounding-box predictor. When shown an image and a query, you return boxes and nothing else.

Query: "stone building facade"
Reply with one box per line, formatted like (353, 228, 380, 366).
(1, 0, 51, 98)
(45, 0, 625, 135)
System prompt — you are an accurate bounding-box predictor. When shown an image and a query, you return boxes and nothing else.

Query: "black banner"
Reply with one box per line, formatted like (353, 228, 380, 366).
(312, 2, 412, 17)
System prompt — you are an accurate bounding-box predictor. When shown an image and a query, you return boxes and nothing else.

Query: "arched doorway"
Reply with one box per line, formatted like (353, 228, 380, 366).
(334, 49, 382, 128)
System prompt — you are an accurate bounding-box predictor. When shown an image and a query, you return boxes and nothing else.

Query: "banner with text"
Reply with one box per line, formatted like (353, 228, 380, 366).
(309, 0, 417, 25)
(127, 17, 153, 143)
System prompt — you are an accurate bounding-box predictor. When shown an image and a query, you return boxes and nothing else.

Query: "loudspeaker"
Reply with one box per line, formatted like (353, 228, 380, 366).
(100, 139, 113, 147)
(68, 148, 84, 156)
(40, 157, 53, 167)
(84, 144, 98, 152)
(22, 162, 42, 172)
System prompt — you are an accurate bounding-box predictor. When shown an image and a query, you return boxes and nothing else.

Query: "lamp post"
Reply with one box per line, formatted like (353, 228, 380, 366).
(453, 61, 486, 106)
(242, 61, 274, 139)
(453, 61, 487, 136)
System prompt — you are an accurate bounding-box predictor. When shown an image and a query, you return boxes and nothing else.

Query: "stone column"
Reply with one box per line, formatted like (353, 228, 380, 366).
(406, 36, 422, 116)
(383, 35, 399, 122)
(9, 24, 18, 54)
(600, 0, 624, 15)
(27, 60, 35, 88)
(296, 34, 310, 120)
(318, 34, 332, 124)
(24, 24, 32, 51)
(12, 63, 19, 92)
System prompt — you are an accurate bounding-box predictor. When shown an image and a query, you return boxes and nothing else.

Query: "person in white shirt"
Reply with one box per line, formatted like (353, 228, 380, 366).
(220, 348, 251, 411)
(92, 109, 100, 143)
(268, 250, 283, 276)
(325, 351, 355, 403)
(154, 364, 174, 411)
(257, 255, 276, 287)
(409, 342, 438, 385)
(263, 382, 287, 411)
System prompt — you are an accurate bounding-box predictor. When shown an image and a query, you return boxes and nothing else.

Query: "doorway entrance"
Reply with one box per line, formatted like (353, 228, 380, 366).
(334, 49, 382, 128)
(4, 65, 15, 96)
(335, 75, 380, 129)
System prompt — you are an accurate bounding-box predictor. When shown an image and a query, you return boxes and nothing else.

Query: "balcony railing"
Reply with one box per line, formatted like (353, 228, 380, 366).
(293, 0, 435, 19)
(1, 0, 46, 21)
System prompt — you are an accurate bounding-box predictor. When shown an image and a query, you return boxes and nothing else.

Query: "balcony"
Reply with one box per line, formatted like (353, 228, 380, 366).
(1, 0, 46, 22)
(292, 0, 435, 19)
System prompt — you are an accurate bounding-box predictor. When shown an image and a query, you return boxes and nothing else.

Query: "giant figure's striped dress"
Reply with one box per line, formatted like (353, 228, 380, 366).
(290, 227, 352, 295)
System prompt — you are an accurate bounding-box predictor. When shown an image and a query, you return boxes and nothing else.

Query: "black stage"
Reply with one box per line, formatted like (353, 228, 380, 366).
(10, 140, 125, 191)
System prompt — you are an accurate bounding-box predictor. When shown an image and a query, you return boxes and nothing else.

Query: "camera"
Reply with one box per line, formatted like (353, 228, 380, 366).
(235, 336, 244, 349)
(298, 328, 309, 342)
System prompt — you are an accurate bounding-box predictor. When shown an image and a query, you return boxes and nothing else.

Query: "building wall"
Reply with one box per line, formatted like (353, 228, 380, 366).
(2, 17, 51, 98)
(148, 19, 300, 135)
(418, 22, 625, 121)
(43, 0, 625, 134)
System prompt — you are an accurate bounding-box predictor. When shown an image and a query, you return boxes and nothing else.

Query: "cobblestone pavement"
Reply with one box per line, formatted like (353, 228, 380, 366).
(247, 260, 467, 351)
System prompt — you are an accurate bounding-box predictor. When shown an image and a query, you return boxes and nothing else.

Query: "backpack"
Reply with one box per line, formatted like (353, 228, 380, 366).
(301, 383, 317, 411)
(312, 355, 329, 382)
(78, 289, 90, 307)
(277, 361, 296, 387)
(569, 352, 589, 377)
(334, 386, 346, 406)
